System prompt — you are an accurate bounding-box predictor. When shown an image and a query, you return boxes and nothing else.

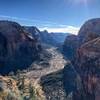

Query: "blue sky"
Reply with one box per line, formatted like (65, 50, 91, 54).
(0, 0, 100, 34)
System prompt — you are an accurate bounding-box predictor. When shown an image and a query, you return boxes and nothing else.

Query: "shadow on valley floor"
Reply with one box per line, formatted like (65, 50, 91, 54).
(40, 69, 67, 100)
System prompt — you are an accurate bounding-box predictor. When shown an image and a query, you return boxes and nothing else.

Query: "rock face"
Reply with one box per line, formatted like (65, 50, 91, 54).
(24, 28, 57, 47)
(63, 18, 100, 100)
(23, 26, 40, 41)
(74, 37, 100, 100)
(63, 62, 82, 100)
(63, 18, 100, 60)
(63, 62, 78, 95)
(75, 20, 100, 100)
(63, 35, 79, 60)
(0, 21, 42, 74)
(78, 18, 100, 44)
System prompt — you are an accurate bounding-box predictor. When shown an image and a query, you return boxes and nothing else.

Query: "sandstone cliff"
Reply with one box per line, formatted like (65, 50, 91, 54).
(0, 21, 42, 74)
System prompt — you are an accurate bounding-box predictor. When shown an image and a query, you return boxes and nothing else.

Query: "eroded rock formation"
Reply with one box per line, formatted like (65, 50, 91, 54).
(63, 18, 100, 100)
(0, 21, 42, 74)
(63, 35, 79, 60)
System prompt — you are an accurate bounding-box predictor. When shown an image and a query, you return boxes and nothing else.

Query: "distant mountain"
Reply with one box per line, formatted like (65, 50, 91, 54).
(39, 30, 57, 46)
(40, 30, 70, 47)
(50, 32, 70, 43)
(24, 26, 70, 47)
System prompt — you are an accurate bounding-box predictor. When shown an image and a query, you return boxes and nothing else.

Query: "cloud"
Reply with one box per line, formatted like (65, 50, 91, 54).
(0, 15, 32, 22)
(0, 15, 80, 35)
(0, 15, 59, 25)
(39, 26, 80, 35)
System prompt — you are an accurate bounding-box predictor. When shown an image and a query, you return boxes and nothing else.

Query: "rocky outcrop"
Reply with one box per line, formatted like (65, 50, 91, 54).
(63, 35, 79, 60)
(63, 61, 82, 100)
(63, 62, 78, 95)
(23, 26, 40, 41)
(73, 19, 100, 100)
(24, 28, 57, 47)
(63, 18, 100, 100)
(0, 21, 42, 74)
(63, 18, 100, 60)
(78, 18, 100, 44)
(40, 70, 67, 100)
(73, 37, 100, 100)
(74, 19, 100, 100)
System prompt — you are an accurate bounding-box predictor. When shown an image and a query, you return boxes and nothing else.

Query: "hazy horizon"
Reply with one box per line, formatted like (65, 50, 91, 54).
(0, 0, 100, 34)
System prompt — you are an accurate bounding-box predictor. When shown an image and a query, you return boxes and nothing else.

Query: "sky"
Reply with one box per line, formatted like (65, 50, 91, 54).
(0, 0, 100, 34)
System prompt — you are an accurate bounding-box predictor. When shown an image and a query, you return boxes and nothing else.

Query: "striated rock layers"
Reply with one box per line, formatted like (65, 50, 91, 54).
(63, 18, 100, 100)
(63, 18, 100, 61)
(73, 37, 100, 100)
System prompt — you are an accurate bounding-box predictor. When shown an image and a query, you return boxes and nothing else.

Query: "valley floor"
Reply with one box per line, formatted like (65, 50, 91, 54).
(26, 47, 66, 80)
(23, 47, 67, 100)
